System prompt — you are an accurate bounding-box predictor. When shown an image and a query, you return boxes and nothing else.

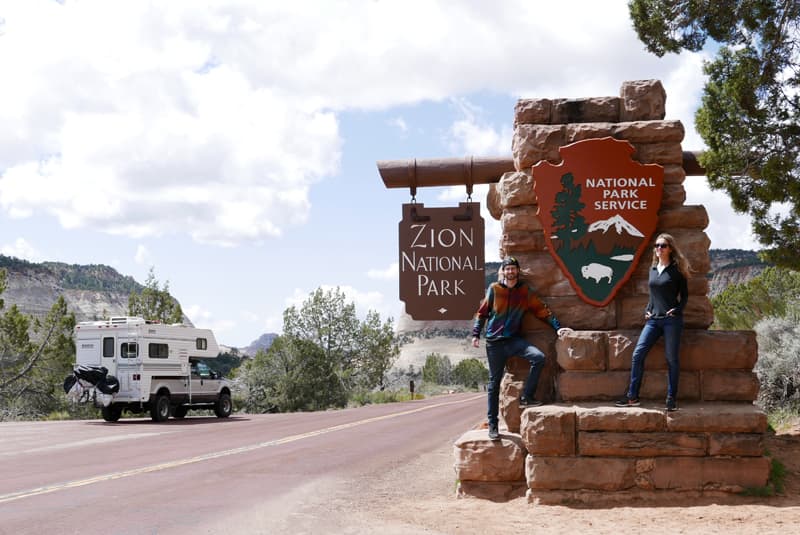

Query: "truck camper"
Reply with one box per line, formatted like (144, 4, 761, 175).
(67, 316, 233, 422)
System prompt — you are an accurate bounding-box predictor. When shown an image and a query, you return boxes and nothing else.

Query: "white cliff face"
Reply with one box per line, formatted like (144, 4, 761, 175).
(3, 268, 131, 321)
(705, 249, 769, 297)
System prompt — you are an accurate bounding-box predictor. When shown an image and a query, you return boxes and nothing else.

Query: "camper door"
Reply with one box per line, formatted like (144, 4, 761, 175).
(116, 336, 141, 399)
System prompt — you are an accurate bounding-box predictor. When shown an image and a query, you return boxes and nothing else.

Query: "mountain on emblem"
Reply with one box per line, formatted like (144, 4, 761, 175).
(588, 214, 644, 237)
(533, 137, 664, 307)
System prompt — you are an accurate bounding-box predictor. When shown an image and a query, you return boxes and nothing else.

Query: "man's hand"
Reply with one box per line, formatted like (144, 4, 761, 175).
(557, 327, 573, 337)
(472, 337, 480, 348)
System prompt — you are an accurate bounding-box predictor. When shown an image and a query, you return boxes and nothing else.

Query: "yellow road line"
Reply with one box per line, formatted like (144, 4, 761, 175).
(0, 395, 482, 505)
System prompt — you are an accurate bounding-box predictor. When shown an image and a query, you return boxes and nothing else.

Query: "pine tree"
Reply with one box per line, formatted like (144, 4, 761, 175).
(629, 0, 800, 268)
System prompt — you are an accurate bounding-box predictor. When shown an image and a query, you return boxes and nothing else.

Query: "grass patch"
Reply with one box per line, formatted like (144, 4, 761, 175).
(348, 390, 422, 406)
(767, 406, 800, 433)
(740, 455, 786, 497)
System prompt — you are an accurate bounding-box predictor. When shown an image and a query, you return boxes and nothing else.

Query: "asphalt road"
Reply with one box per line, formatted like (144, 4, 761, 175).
(0, 393, 484, 534)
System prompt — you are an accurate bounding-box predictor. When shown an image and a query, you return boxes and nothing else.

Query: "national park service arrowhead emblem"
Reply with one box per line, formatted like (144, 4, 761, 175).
(533, 137, 664, 306)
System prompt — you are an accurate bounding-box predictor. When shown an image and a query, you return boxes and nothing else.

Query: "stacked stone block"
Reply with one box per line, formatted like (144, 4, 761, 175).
(454, 80, 770, 501)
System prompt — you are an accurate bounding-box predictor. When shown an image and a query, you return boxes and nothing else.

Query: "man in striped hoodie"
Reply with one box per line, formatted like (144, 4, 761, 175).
(472, 257, 571, 440)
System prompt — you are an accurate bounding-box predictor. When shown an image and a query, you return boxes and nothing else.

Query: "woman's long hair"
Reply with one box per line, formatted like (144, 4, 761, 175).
(650, 233, 691, 279)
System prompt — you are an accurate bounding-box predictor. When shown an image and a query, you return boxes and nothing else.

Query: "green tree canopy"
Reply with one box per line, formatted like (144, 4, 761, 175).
(711, 266, 800, 329)
(239, 287, 402, 412)
(0, 268, 76, 420)
(629, 0, 800, 268)
(422, 353, 452, 385)
(282, 287, 400, 393)
(241, 336, 347, 413)
(128, 267, 183, 323)
(452, 358, 489, 389)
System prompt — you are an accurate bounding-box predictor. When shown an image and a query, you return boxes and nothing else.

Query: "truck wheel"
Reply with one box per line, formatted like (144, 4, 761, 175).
(173, 406, 188, 419)
(102, 404, 123, 422)
(214, 392, 232, 418)
(150, 393, 171, 422)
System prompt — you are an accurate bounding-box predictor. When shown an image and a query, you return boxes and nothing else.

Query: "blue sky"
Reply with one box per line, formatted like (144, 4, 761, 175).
(0, 1, 760, 347)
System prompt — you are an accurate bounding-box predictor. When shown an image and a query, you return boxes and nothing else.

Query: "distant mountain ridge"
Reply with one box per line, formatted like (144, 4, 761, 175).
(242, 332, 279, 356)
(0, 249, 767, 357)
(0, 254, 144, 320)
(707, 248, 769, 297)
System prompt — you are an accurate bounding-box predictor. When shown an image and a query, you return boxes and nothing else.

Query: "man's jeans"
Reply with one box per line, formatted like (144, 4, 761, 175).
(486, 337, 545, 426)
(626, 316, 684, 400)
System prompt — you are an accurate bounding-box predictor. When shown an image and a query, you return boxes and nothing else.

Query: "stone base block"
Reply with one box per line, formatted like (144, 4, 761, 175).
(526, 456, 636, 490)
(527, 488, 747, 506)
(453, 429, 526, 482)
(456, 480, 527, 502)
(526, 455, 770, 492)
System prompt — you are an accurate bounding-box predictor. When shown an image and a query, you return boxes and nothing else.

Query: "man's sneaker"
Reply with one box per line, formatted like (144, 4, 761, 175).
(615, 396, 640, 407)
(519, 396, 543, 408)
(666, 397, 678, 412)
(488, 423, 500, 440)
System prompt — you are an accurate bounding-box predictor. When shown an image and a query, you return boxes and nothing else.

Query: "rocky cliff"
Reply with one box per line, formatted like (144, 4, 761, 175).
(707, 249, 768, 297)
(1, 254, 144, 321)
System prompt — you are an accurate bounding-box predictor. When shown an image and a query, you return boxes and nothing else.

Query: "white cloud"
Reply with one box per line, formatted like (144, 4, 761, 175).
(662, 52, 711, 151)
(134, 244, 152, 266)
(184, 303, 235, 337)
(387, 117, 408, 134)
(286, 284, 390, 321)
(0, 0, 706, 249)
(444, 98, 512, 156)
(0, 237, 43, 262)
(261, 315, 283, 336)
(434, 99, 507, 261)
(684, 177, 761, 250)
(367, 262, 398, 281)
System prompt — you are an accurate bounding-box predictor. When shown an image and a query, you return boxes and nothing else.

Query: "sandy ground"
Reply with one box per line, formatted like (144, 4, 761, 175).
(214, 421, 800, 534)
(323, 424, 800, 534)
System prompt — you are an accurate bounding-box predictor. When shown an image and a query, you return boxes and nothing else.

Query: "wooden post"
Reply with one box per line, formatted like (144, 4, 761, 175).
(377, 152, 705, 190)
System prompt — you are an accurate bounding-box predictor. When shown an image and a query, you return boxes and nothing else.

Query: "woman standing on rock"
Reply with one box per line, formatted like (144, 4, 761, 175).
(616, 233, 690, 411)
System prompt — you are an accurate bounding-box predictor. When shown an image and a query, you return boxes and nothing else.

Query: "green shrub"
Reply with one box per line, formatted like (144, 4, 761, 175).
(347, 389, 419, 406)
(754, 316, 800, 411)
(422, 353, 452, 385)
(452, 358, 489, 389)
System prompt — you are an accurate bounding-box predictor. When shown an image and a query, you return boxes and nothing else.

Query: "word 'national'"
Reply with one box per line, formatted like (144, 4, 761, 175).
(585, 177, 657, 188)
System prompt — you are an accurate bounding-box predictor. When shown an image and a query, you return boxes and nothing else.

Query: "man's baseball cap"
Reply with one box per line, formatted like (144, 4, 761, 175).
(501, 257, 519, 268)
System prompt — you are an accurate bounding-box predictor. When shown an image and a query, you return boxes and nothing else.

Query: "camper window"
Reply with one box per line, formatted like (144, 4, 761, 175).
(103, 337, 114, 358)
(148, 343, 169, 359)
(196, 338, 207, 350)
(121, 342, 138, 358)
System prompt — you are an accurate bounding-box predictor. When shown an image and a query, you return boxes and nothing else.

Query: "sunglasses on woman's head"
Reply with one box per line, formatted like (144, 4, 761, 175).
(655, 243, 670, 249)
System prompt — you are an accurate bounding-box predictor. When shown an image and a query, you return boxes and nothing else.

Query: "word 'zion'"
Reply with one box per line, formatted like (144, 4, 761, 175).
(402, 223, 479, 296)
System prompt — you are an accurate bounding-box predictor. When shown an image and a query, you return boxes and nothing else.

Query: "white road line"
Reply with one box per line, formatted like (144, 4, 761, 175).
(0, 395, 482, 505)
(0, 432, 171, 457)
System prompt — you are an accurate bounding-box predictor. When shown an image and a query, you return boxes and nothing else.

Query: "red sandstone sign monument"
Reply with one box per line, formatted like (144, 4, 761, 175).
(533, 137, 664, 306)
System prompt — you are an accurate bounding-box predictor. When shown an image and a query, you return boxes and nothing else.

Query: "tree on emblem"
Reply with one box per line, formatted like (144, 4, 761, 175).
(550, 173, 587, 251)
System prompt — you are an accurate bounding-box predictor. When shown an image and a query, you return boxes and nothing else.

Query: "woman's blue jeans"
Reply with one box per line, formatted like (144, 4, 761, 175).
(626, 316, 683, 400)
(486, 337, 545, 426)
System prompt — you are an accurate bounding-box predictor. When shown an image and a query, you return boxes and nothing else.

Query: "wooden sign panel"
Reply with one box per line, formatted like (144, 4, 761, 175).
(399, 202, 484, 320)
